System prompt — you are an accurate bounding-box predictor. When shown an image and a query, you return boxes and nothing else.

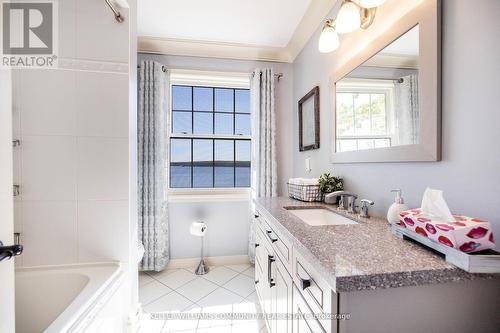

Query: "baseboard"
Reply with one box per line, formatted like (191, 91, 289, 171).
(166, 255, 250, 269)
(126, 302, 142, 333)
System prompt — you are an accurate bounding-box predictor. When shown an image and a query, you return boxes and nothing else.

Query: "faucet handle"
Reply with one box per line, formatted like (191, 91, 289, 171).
(359, 199, 374, 218)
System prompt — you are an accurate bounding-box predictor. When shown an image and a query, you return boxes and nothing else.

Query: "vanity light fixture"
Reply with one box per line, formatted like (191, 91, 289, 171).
(318, 20, 340, 53)
(318, 0, 384, 53)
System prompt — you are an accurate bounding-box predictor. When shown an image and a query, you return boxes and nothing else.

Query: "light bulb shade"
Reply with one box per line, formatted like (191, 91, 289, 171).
(318, 25, 339, 53)
(359, 0, 386, 8)
(336, 1, 361, 34)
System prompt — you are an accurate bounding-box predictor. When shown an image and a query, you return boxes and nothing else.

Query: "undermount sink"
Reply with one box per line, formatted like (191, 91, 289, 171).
(284, 207, 359, 226)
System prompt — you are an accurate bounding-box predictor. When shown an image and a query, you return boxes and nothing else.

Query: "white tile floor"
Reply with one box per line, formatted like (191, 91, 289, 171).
(139, 263, 268, 333)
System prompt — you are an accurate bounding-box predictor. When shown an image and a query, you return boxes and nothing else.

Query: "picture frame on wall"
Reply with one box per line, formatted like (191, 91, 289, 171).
(298, 86, 320, 151)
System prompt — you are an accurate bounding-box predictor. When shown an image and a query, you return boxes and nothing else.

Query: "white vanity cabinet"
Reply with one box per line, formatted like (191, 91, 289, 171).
(254, 213, 293, 333)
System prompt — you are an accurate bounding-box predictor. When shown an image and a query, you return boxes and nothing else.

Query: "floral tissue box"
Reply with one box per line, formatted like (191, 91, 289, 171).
(399, 209, 495, 253)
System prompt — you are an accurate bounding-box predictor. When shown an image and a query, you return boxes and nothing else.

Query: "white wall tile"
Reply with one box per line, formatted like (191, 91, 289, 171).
(76, 71, 128, 137)
(58, 0, 77, 59)
(76, 0, 129, 63)
(77, 137, 128, 200)
(21, 201, 77, 266)
(78, 200, 129, 262)
(19, 70, 76, 136)
(21, 136, 77, 201)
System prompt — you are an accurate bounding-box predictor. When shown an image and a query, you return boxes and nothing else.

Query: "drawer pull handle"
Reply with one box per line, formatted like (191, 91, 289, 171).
(300, 277, 311, 290)
(266, 230, 278, 243)
(254, 214, 259, 218)
(267, 255, 276, 288)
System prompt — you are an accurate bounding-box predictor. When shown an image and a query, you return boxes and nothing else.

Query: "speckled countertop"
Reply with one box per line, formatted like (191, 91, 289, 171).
(255, 197, 498, 293)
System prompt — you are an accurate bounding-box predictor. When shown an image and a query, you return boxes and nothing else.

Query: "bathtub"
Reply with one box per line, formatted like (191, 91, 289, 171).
(15, 263, 125, 333)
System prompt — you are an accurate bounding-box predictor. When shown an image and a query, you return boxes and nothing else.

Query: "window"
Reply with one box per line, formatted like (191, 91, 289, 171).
(170, 83, 251, 189)
(336, 83, 394, 152)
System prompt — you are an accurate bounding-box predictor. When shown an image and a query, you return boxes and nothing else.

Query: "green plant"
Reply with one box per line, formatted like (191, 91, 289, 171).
(318, 173, 343, 194)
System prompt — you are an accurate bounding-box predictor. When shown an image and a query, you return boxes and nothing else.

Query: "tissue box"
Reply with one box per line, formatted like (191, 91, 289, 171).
(399, 209, 495, 253)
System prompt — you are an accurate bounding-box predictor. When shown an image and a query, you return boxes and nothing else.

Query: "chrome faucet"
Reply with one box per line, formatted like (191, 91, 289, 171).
(345, 194, 358, 214)
(359, 199, 374, 218)
(324, 191, 357, 211)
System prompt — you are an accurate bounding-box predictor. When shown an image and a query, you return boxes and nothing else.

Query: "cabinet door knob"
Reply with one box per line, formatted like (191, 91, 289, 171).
(299, 278, 311, 290)
(255, 243, 260, 248)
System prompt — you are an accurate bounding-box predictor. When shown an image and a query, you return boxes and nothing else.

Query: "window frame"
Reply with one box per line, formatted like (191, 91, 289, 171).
(336, 79, 395, 153)
(168, 70, 252, 195)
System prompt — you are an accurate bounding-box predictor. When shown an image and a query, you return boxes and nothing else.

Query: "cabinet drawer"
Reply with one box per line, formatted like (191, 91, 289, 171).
(255, 211, 291, 268)
(292, 250, 336, 333)
(292, 286, 326, 333)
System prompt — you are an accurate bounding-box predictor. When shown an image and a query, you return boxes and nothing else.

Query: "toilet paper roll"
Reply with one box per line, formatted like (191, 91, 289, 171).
(190, 222, 207, 236)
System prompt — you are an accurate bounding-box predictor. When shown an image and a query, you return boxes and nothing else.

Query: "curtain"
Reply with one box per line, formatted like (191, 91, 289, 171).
(138, 60, 169, 271)
(395, 74, 420, 145)
(248, 68, 278, 263)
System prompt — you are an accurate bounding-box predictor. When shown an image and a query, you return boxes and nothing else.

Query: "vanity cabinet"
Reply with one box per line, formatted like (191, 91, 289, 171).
(254, 214, 293, 333)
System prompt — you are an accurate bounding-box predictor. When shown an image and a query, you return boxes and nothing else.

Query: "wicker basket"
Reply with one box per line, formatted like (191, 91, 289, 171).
(287, 183, 323, 202)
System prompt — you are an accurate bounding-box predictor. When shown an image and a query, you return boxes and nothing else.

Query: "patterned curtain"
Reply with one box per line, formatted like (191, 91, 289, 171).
(138, 60, 169, 271)
(395, 74, 420, 145)
(248, 68, 278, 263)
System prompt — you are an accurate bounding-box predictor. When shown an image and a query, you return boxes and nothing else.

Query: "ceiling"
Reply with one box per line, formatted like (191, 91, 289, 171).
(138, 0, 313, 48)
(138, 0, 311, 47)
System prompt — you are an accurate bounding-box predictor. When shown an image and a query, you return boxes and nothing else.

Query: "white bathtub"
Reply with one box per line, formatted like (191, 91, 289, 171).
(15, 263, 125, 333)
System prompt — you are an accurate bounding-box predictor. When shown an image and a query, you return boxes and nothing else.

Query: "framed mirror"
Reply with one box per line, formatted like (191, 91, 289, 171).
(331, 0, 441, 163)
(298, 86, 320, 151)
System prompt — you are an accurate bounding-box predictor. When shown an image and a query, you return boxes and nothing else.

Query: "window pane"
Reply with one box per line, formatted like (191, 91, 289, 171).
(193, 167, 213, 187)
(235, 89, 250, 113)
(235, 114, 251, 135)
(215, 88, 234, 112)
(235, 140, 251, 161)
(215, 113, 234, 135)
(358, 139, 375, 151)
(171, 139, 191, 162)
(171, 166, 191, 188)
(193, 140, 213, 186)
(193, 112, 213, 134)
(337, 93, 354, 135)
(370, 93, 386, 135)
(193, 139, 213, 162)
(172, 86, 192, 110)
(354, 93, 370, 135)
(193, 87, 213, 112)
(172, 111, 192, 134)
(235, 167, 250, 187)
(337, 139, 357, 152)
(170, 138, 192, 188)
(215, 140, 234, 187)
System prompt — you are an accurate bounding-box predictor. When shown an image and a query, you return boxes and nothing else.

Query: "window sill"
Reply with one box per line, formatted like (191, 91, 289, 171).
(167, 188, 251, 202)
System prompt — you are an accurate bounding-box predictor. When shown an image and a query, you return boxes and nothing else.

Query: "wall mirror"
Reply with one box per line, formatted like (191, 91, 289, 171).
(331, 0, 441, 163)
(298, 86, 320, 151)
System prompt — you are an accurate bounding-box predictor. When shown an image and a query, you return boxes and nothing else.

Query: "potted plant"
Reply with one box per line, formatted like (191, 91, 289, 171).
(318, 173, 343, 200)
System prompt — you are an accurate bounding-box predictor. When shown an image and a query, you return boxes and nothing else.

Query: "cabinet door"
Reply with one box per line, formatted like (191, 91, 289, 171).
(274, 256, 293, 333)
(292, 286, 326, 333)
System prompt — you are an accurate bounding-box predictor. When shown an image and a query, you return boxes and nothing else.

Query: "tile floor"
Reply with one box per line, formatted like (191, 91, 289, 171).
(139, 263, 268, 333)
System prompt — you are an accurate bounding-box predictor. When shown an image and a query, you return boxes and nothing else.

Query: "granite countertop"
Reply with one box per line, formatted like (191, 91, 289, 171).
(254, 196, 498, 293)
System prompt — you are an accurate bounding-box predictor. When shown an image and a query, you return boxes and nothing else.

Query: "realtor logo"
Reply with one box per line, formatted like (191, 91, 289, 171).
(1, 0, 58, 68)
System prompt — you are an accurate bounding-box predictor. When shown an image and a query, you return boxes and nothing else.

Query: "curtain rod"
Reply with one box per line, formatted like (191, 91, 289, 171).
(251, 72, 284, 81)
(137, 64, 167, 73)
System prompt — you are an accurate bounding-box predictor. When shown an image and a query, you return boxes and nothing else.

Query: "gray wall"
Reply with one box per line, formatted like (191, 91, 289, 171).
(138, 54, 293, 259)
(291, 0, 500, 246)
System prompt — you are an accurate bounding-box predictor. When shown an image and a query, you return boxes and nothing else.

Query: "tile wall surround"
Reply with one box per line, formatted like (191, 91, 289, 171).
(12, 0, 130, 267)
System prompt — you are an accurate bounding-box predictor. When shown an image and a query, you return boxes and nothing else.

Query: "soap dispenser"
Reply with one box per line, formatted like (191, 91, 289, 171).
(387, 189, 409, 225)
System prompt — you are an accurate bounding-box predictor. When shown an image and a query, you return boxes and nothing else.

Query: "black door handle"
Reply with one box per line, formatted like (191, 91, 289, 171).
(267, 255, 276, 288)
(266, 230, 278, 243)
(0, 241, 23, 262)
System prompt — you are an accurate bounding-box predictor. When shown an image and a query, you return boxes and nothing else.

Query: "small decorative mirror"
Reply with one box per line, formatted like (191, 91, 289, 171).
(298, 86, 320, 151)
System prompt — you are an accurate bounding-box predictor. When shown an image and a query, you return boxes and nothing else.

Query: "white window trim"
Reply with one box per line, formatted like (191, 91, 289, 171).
(168, 70, 252, 198)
